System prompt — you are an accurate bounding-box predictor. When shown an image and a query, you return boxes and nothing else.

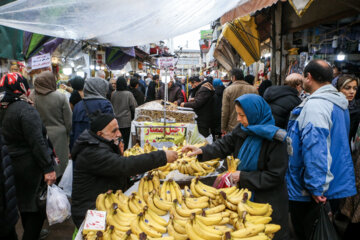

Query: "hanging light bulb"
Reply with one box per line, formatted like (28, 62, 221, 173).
(337, 51, 345, 61)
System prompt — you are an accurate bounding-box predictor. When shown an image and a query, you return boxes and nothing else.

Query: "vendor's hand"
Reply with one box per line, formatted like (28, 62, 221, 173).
(182, 145, 203, 157)
(44, 171, 56, 185)
(173, 101, 178, 106)
(60, 84, 67, 90)
(165, 150, 178, 163)
(231, 171, 241, 184)
(189, 97, 195, 102)
(180, 102, 185, 107)
(312, 195, 327, 204)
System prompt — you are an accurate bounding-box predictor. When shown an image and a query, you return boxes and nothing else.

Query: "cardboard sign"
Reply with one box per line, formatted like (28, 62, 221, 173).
(142, 122, 186, 145)
(83, 210, 106, 233)
(31, 53, 51, 70)
(158, 57, 174, 69)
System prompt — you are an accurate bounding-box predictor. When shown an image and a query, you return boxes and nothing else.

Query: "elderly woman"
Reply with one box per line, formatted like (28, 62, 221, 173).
(183, 94, 289, 240)
(69, 76, 85, 110)
(0, 73, 56, 239)
(111, 77, 137, 150)
(70, 77, 114, 149)
(34, 71, 72, 178)
(336, 75, 360, 143)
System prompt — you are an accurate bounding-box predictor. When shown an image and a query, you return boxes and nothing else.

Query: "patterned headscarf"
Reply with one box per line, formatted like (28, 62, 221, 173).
(0, 73, 30, 107)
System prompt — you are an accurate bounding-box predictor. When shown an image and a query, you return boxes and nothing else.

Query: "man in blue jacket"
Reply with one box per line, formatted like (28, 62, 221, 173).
(287, 60, 356, 240)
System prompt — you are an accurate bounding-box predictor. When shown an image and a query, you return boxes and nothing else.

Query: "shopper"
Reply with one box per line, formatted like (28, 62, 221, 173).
(69, 76, 85, 110)
(244, 74, 255, 85)
(287, 60, 356, 240)
(0, 73, 56, 240)
(332, 65, 342, 87)
(180, 76, 216, 137)
(183, 94, 289, 240)
(212, 78, 225, 139)
(157, 79, 184, 105)
(33, 71, 72, 178)
(258, 79, 272, 97)
(111, 77, 137, 150)
(134, 73, 146, 95)
(336, 75, 360, 143)
(129, 77, 145, 107)
(263, 73, 302, 129)
(146, 74, 161, 102)
(222, 68, 258, 134)
(70, 77, 114, 149)
(71, 111, 178, 228)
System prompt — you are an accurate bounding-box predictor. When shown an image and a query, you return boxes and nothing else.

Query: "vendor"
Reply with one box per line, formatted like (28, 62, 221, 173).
(71, 111, 178, 228)
(183, 94, 289, 240)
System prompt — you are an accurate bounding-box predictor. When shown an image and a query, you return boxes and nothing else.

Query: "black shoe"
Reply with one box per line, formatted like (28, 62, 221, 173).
(39, 229, 49, 240)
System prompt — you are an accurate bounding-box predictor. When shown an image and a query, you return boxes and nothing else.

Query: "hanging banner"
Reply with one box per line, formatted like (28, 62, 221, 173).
(158, 57, 174, 69)
(142, 122, 186, 145)
(288, 0, 315, 17)
(31, 53, 51, 70)
(200, 29, 213, 39)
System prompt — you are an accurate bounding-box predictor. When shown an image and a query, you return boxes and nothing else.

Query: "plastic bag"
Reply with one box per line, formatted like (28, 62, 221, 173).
(213, 172, 233, 189)
(309, 203, 340, 240)
(46, 184, 71, 225)
(58, 160, 73, 197)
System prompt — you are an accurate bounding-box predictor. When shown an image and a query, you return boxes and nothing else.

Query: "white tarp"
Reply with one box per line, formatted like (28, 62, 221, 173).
(0, 0, 248, 47)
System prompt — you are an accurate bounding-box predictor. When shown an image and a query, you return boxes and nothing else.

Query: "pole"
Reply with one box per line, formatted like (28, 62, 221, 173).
(186, 75, 189, 99)
(163, 68, 168, 137)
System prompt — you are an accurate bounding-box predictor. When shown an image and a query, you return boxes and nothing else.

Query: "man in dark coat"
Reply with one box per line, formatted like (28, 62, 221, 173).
(134, 73, 146, 95)
(145, 75, 162, 102)
(157, 80, 184, 105)
(71, 112, 178, 228)
(263, 73, 303, 129)
(129, 77, 145, 106)
(180, 76, 216, 137)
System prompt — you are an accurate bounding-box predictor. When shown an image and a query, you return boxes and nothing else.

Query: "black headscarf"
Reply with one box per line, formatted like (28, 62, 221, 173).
(116, 77, 128, 91)
(0, 73, 30, 107)
(69, 76, 85, 91)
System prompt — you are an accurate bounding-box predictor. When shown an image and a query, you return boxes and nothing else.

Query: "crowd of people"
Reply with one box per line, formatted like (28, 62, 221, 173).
(0, 59, 359, 240)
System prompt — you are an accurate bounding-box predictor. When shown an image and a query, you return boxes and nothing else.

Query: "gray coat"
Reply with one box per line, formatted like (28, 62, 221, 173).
(35, 91, 72, 177)
(111, 91, 137, 128)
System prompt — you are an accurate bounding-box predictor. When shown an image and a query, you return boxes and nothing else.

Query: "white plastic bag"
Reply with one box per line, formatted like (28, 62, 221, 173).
(58, 160, 73, 197)
(46, 184, 71, 225)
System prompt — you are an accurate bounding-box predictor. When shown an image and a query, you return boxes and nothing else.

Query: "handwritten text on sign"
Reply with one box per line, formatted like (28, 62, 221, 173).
(158, 57, 174, 69)
(83, 210, 106, 231)
(143, 122, 186, 145)
(31, 53, 51, 70)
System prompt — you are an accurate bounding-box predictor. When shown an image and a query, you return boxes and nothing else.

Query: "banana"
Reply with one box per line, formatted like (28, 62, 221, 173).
(147, 196, 167, 216)
(138, 213, 163, 238)
(165, 182, 172, 202)
(190, 179, 202, 197)
(105, 191, 115, 211)
(142, 213, 167, 234)
(130, 215, 143, 236)
(160, 181, 167, 200)
(145, 207, 168, 227)
(143, 178, 149, 202)
(167, 220, 188, 240)
(185, 219, 207, 240)
(172, 181, 183, 204)
(245, 215, 272, 224)
(185, 197, 209, 209)
(96, 193, 106, 211)
(184, 186, 192, 198)
(128, 196, 142, 214)
(152, 175, 161, 193)
(194, 180, 216, 199)
(214, 225, 234, 233)
(193, 216, 223, 240)
(196, 213, 222, 225)
(138, 178, 145, 200)
(203, 204, 226, 215)
(148, 178, 154, 194)
(264, 206, 273, 217)
(172, 217, 186, 234)
(112, 210, 136, 226)
(107, 213, 131, 232)
(173, 200, 202, 217)
(196, 178, 218, 196)
(115, 190, 129, 204)
(218, 217, 230, 225)
(190, 160, 206, 174)
(231, 223, 265, 238)
(153, 194, 172, 211)
(170, 208, 189, 221)
(168, 180, 177, 202)
(229, 233, 269, 240)
(118, 198, 132, 213)
(238, 195, 269, 216)
(113, 229, 132, 240)
(264, 224, 281, 234)
(219, 186, 237, 196)
(227, 189, 245, 205)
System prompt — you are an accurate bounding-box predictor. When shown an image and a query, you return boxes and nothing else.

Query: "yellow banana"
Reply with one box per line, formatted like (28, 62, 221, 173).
(193, 217, 223, 240)
(165, 182, 171, 202)
(185, 197, 209, 209)
(167, 220, 188, 240)
(264, 224, 281, 234)
(153, 194, 172, 211)
(185, 219, 207, 240)
(218, 217, 230, 225)
(138, 178, 145, 201)
(107, 214, 131, 232)
(190, 179, 202, 197)
(148, 178, 154, 194)
(196, 213, 222, 225)
(231, 223, 265, 238)
(152, 175, 161, 193)
(168, 181, 177, 202)
(142, 213, 167, 234)
(172, 217, 186, 234)
(172, 181, 183, 204)
(96, 193, 106, 211)
(173, 200, 202, 217)
(184, 186, 192, 198)
(147, 196, 167, 216)
(203, 204, 225, 215)
(143, 179, 149, 202)
(145, 207, 168, 227)
(160, 181, 167, 200)
(130, 215, 142, 236)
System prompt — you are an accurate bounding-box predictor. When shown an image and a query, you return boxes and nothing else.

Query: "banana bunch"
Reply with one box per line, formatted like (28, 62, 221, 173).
(96, 190, 129, 213)
(190, 177, 219, 199)
(138, 174, 161, 202)
(124, 143, 145, 157)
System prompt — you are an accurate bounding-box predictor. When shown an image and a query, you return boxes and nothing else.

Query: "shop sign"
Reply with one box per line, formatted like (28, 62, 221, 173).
(142, 122, 186, 145)
(158, 57, 174, 69)
(201, 29, 213, 40)
(31, 53, 51, 70)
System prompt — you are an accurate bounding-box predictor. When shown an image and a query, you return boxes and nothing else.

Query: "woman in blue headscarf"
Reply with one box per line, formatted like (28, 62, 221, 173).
(183, 94, 289, 240)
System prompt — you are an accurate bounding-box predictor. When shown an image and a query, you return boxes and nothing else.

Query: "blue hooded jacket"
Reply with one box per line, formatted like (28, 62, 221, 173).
(286, 84, 356, 201)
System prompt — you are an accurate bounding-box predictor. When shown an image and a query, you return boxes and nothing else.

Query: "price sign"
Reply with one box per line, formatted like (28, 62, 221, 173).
(158, 57, 174, 69)
(83, 210, 106, 232)
(31, 53, 51, 70)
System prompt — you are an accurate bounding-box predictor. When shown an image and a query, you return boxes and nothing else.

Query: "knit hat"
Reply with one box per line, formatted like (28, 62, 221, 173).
(90, 111, 115, 133)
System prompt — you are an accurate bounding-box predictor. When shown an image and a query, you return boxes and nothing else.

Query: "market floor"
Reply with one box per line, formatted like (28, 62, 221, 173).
(15, 217, 75, 240)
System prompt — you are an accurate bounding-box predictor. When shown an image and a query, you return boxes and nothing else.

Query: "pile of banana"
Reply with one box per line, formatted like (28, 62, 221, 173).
(123, 142, 220, 177)
(86, 177, 281, 240)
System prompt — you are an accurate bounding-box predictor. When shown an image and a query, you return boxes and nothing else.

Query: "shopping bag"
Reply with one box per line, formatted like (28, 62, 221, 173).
(46, 184, 71, 225)
(59, 160, 73, 197)
(309, 203, 340, 240)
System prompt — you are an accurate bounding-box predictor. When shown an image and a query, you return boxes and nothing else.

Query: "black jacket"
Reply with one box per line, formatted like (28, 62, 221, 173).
(263, 86, 301, 129)
(184, 81, 216, 128)
(0, 133, 19, 235)
(71, 130, 167, 227)
(349, 99, 360, 142)
(129, 87, 145, 107)
(0, 101, 54, 212)
(258, 80, 272, 97)
(214, 85, 225, 130)
(146, 81, 163, 102)
(199, 125, 289, 240)
(157, 84, 184, 105)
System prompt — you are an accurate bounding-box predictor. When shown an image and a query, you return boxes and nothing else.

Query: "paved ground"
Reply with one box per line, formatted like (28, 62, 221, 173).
(16, 217, 75, 240)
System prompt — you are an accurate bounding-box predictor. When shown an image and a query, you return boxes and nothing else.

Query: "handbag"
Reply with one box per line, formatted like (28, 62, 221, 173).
(309, 203, 340, 240)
